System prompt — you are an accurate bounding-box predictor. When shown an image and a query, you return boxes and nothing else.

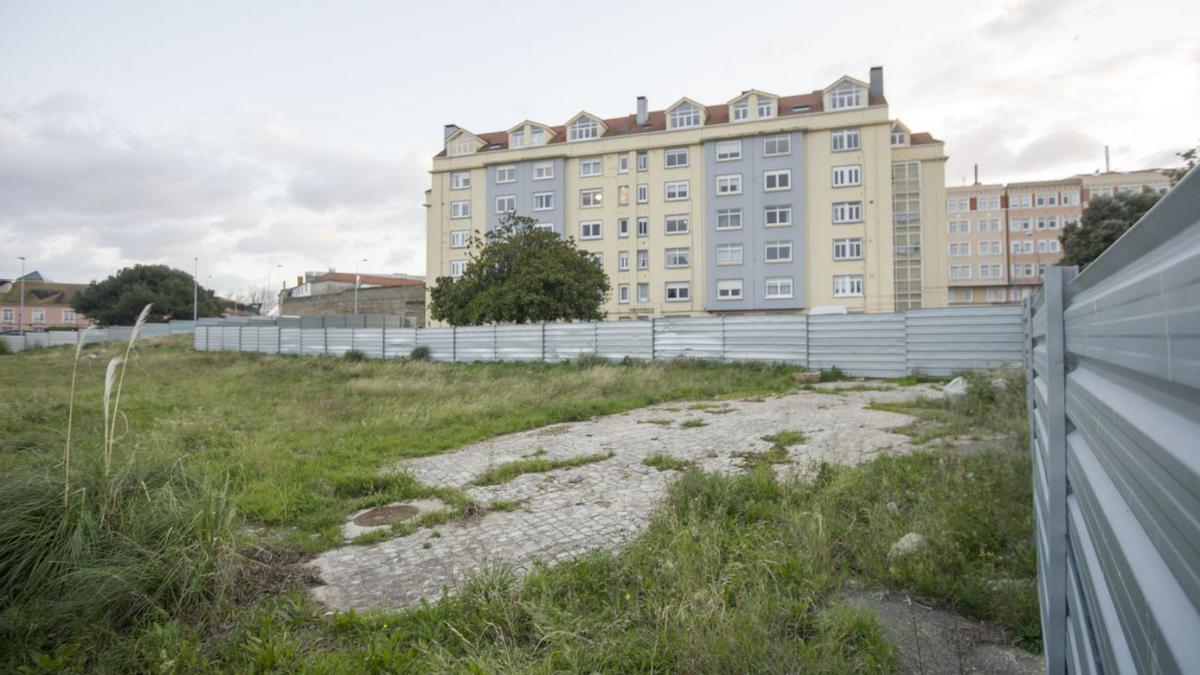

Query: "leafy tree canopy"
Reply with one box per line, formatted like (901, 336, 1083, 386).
(1163, 144, 1197, 187)
(72, 264, 222, 325)
(1059, 191, 1160, 268)
(429, 215, 609, 325)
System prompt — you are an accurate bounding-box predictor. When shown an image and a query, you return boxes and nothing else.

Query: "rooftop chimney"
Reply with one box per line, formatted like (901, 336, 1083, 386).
(636, 96, 648, 126)
(974, 164, 979, 185)
(443, 124, 459, 140)
(869, 66, 884, 100)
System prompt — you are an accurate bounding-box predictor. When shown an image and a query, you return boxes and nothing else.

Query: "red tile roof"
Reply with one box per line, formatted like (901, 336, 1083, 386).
(318, 273, 424, 287)
(909, 132, 941, 145)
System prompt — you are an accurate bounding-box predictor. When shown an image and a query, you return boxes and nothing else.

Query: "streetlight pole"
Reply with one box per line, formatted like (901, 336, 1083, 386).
(265, 264, 281, 316)
(17, 256, 25, 336)
(193, 257, 199, 322)
(354, 258, 368, 315)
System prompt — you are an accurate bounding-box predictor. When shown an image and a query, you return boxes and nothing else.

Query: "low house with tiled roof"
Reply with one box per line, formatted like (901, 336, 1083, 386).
(278, 271, 425, 325)
(0, 273, 93, 331)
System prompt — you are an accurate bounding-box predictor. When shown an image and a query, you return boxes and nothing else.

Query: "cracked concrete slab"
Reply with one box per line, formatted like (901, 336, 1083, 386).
(312, 383, 942, 611)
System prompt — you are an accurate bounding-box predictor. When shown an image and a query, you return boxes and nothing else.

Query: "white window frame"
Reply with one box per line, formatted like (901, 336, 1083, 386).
(533, 162, 554, 180)
(449, 259, 468, 277)
(716, 243, 743, 266)
(832, 274, 864, 297)
(831, 128, 860, 152)
(832, 165, 862, 187)
(829, 83, 863, 110)
(665, 247, 690, 268)
(716, 279, 744, 300)
(449, 230, 470, 249)
(494, 166, 515, 184)
(579, 188, 603, 208)
(731, 100, 749, 121)
(668, 103, 701, 129)
(757, 98, 775, 118)
(832, 201, 862, 224)
(637, 249, 649, 270)
(569, 116, 599, 141)
(765, 240, 792, 263)
(833, 237, 863, 260)
(764, 205, 792, 227)
(618, 218, 630, 238)
(716, 174, 742, 195)
(715, 140, 742, 161)
(617, 155, 629, 174)
(580, 157, 603, 177)
(664, 148, 689, 168)
(664, 214, 690, 235)
(637, 218, 649, 237)
(510, 130, 525, 149)
(664, 180, 690, 201)
(450, 200, 471, 219)
(448, 137, 474, 156)
(664, 281, 691, 302)
(764, 276, 794, 299)
(580, 220, 602, 240)
(637, 282, 650, 303)
(716, 208, 742, 230)
(636, 151, 648, 172)
(763, 169, 791, 192)
(636, 183, 649, 204)
(495, 195, 516, 214)
(533, 192, 554, 211)
(451, 171, 472, 189)
(618, 283, 630, 304)
(618, 250, 630, 270)
(763, 134, 791, 157)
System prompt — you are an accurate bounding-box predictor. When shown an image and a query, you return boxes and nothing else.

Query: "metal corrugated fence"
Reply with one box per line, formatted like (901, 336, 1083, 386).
(186, 307, 1026, 376)
(4, 320, 196, 353)
(1025, 168, 1200, 674)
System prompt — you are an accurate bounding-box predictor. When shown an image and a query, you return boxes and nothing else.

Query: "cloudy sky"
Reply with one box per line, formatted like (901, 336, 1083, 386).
(1, 0, 1197, 294)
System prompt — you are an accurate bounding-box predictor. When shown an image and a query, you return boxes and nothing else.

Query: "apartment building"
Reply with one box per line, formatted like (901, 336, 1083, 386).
(425, 67, 948, 323)
(944, 169, 1170, 305)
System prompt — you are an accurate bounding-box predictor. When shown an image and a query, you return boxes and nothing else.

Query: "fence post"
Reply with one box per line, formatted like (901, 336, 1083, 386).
(323, 327, 328, 356)
(720, 315, 726, 362)
(452, 325, 458, 363)
(540, 322, 546, 362)
(1041, 266, 1076, 675)
(650, 317, 656, 362)
(277, 327, 282, 354)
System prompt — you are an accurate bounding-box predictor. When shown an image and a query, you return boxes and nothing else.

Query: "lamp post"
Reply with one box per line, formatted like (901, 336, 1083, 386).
(353, 258, 368, 315)
(17, 256, 25, 336)
(193, 257, 199, 322)
(265, 264, 281, 316)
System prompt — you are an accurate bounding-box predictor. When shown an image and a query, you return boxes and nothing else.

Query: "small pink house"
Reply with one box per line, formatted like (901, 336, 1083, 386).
(0, 274, 93, 332)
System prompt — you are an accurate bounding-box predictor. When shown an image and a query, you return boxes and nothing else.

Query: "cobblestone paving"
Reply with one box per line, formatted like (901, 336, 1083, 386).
(312, 382, 942, 611)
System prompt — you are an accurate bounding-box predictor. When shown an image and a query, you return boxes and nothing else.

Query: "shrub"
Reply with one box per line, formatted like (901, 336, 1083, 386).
(409, 345, 431, 361)
(342, 349, 368, 362)
(0, 339, 10, 356)
(819, 365, 848, 381)
(574, 352, 607, 368)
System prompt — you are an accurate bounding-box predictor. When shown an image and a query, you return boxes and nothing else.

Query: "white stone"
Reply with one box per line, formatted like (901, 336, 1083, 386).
(942, 376, 969, 402)
(889, 532, 927, 558)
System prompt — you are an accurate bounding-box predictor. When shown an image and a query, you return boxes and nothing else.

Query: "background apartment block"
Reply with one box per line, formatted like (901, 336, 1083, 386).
(425, 68, 949, 323)
(944, 169, 1170, 305)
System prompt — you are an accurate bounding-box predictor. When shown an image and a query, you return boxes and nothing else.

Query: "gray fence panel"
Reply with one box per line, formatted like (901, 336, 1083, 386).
(256, 327, 279, 353)
(808, 314, 906, 377)
(384, 328, 417, 359)
(417, 328, 455, 361)
(193, 326, 208, 351)
(352, 328, 384, 359)
(238, 326, 258, 352)
(722, 315, 807, 364)
(140, 324, 171, 339)
(454, 326, 495, 362)
(279, 328, 302, 355)
(325, 329, 354, 357)
(495, 325, 543, 361)
(596, 321, 653, 361)
(170, 320, 195, 334)
(2, 335, 25, 352)
(217, 326, 238, 352)
(544, 323, 597, 362)
(301, 328, 326, 356)
(49, 332, 77, 347)
(1027, 170, 1200, 675)
(300, 316, 324, 329)
(906, 305, 1025, 376)
(653, 317, 724, 360)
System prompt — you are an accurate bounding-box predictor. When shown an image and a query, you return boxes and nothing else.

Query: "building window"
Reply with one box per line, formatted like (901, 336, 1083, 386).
(669, 103, 701, 129)
(533, 162, 554, 180)
(832, 274, 863, 297)
(637, 218, 649, 237)
(580, 188, 603, 208)
(637, 249, 649, 270)
(617, 155, 629, 173)
(832, 201, 862, 223)
(715, 140, 742, 161)
(763, 134, 791, 157)
(449, 260, 468, 277)
(535, 222, 555, 232)
(665, 282, 691, 301)
(987, 288, 1005, 303)
(764, 205, 792, 227)
(637, 183, 649, 203)
(451, 171, 471, 189)
(570, 116, 599, 141)
(763, 169, 791, 191)
(716, 279, 743, 300)
(731, 99, 749, 121)
(765, 277, 794, 299)
(716, 243, 743, 265)
(757, 98, 775, 118)
(665, 148, 689, 168)
(636, 151, 648, 171)
(833, 238, 863, 260)
(493, 166, 516, 184)
(637, 283, 650, 303)
(588, 252, 603, 267)
(765, 240, 792, 263)
(618, 250, 630, 270)
(890, 127, 906, 146)
(665, 214, 690, 234)
(450, 201, 471, 219)
(580, 157, 603, 177)
(450, 230, 471, 248)
(531, 128, 545, 145)
(832, 165, 862, 187)
(618, 185, 630, 206)
(32, 309, 45, 323)
(63, 310, 76, 323)
(580, 221, 602, 239)
(716, 174, 742, 195)
(618, 283, 630, 304)
(618, 218, 630, 238)
(2, 308, 12, 321)
(665, 247, 690, 268)
(495, 195, 516, 214)
(448, 137, 474, 156)
(510, 130, 525, 148)
(831, 128, 860, 152)
(533, 192, 554, 211)
(665, 180, 690, 201)
(716, 208, 742, 230)
(828, 82, 863, 110)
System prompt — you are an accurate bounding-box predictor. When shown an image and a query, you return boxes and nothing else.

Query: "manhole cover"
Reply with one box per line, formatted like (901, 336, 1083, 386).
(353, 504, 419, 527)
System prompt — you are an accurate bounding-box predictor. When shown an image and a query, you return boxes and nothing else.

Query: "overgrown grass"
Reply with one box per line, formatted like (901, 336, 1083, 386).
(762, 430, 807, 447)
(870, 367, 1027, 449)
(679, 418, 708, 429)
(0, 339, 803, 550)
(642, 453, 695, 472)
(473, 452, 615, 486)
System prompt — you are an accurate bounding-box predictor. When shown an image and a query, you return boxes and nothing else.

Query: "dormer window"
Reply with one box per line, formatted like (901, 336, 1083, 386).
(569, 116, 599, 141)
(669, 103, 701, 129)
(531, 128, 545, 145)
(829, 82, 863, 110)
(448, 137, 475, 156)
(891, 127, 907, 146)
(731, 99, 749, 121)
(511, 130, 525, 148)
(757, 98, 775, 118)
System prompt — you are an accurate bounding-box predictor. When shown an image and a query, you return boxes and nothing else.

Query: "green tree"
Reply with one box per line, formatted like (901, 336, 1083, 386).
(1059, 191, 1160, 268)
(1163, 144, 1197, 187)
(72, 264, 222, 325)
(429, 215, 609, 325)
